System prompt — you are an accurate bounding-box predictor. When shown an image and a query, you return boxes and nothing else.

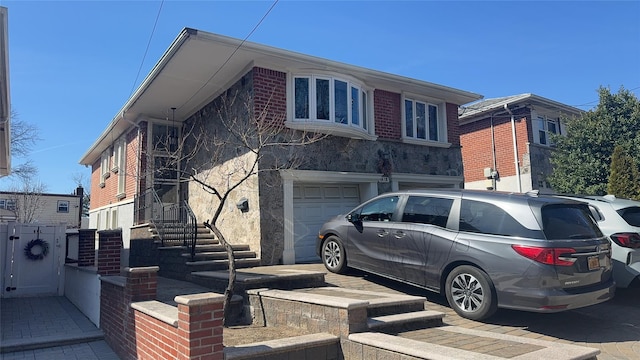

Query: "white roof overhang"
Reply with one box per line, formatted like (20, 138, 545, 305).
(80, 28, 482, 165)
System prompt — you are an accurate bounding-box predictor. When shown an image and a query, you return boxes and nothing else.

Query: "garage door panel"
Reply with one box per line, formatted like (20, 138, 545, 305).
(293, 184, 360, 262)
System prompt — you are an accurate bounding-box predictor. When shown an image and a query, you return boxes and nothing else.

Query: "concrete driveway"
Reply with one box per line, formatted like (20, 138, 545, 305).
(299, 263, 640, 360)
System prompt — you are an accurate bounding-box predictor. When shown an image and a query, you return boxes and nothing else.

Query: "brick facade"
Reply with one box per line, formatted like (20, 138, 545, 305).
(373, 89, 402, 140)
(90, 126, 144, 210)
(253, 67, 287, 127)
(446, 102, 462, 146)
(460, 108, 531, 183)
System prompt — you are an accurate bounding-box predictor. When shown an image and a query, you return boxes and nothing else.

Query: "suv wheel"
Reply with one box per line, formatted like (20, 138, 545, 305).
(445, 265, 497, 321)
(322, 236, 347, 274)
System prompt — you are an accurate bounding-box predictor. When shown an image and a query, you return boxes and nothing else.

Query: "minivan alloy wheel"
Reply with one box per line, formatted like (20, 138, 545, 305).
(445, 265, 497, 320)
(451, 273, 484, 311)
(322, 236, 347, 274)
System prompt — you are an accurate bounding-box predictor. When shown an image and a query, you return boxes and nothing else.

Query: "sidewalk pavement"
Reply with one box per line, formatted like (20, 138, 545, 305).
(0, 296, 118, 359)
(2, 264, 639, 359)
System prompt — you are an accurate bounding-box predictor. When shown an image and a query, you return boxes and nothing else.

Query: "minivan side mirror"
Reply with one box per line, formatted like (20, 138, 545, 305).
(347, 213, 361, 223)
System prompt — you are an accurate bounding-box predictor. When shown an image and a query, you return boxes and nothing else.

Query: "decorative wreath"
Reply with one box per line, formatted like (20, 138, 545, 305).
(24, 239, 50, 261)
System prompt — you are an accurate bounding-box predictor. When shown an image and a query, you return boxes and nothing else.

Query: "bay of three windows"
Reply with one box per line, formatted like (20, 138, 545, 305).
(292, 74, 443, 143)
(294, 75, 368, 131)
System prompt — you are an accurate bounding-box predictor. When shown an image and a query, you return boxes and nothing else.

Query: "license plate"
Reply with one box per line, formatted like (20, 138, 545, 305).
(587, 256, 600, 270)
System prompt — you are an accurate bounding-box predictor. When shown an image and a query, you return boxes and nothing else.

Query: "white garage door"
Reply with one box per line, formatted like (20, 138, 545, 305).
(293, 184, 361, 262)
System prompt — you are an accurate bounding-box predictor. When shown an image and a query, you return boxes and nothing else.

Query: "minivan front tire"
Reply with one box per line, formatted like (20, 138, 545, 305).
(322, 236, 348, 274)
(445, 265, 497, 321)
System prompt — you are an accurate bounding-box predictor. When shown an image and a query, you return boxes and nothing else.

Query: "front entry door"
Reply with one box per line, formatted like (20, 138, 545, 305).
(2, 224, 66, 298)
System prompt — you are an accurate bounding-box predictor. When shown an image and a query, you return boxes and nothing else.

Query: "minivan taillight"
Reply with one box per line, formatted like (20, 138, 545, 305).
(511, 245, 577, 266)
(610, 233, 640, 249)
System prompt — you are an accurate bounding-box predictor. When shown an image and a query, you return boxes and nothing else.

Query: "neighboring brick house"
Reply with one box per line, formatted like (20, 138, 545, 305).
(459, 94, 583, 193)
(80, 28, 481, 265)
(0, 187, 83, 227)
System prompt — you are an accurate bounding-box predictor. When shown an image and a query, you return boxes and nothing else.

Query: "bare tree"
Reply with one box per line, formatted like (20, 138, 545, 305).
(72, 172, 90, 216)
(159, 87, 326, 323)
(4, 110, 41, 179)
(8, 177, 47, 223)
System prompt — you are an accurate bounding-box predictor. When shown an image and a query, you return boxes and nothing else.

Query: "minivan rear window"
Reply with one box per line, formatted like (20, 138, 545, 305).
(542, 205, 603, 240)
(618, 207, 640, 227)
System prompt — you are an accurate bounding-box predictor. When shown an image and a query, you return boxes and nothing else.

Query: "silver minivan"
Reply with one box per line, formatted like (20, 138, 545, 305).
(316, 189, 615, 320)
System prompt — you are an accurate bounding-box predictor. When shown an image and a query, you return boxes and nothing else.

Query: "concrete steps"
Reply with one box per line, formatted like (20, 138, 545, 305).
(154, 222, 260, 281)
(367, 310, 445, 333)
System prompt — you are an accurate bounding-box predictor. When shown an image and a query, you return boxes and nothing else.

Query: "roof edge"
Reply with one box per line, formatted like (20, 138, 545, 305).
(79, 28, 194, 165)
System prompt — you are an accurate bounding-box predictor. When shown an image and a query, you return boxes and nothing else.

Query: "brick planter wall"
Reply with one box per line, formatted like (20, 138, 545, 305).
(100, 267, 225, 360)
(77, 228, 97, 267)
(98, 229, 123, 275)
(100, 267, 159, 360)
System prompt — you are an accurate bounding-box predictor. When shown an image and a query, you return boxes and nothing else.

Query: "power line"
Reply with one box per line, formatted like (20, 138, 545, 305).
(129, 0, 165, 98)
(177, 0, 279, 111)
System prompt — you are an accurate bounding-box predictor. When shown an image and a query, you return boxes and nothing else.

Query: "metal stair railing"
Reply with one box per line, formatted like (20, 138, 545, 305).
(134, 188, 197, 255)
(134, 187, 163, 226)
(183, 201, 198, 261)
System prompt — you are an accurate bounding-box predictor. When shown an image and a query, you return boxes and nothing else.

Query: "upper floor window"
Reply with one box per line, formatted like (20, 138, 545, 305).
(0, 199, 15, 211)
(403, 97, 447, 145)
(290, 74, 371, 139)
(535, 115, 561, 146)
(152, 123, 179, 153)
(100, 151, 110, 183)
(57, 200, 69, 213)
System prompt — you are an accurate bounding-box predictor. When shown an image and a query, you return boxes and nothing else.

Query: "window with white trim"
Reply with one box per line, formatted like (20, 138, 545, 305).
(114, 139, 126, 197)
(57, 200, 69, 213)
(292, 74, 369, 132)
(534, 115, 561, 146)
(403, 97, 444, 143)
(100, 151, 110, 185)
(0, 199, 15, 210)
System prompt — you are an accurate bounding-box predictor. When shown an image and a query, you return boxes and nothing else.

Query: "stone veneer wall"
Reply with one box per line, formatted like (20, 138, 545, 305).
(182, 64, 465, 265)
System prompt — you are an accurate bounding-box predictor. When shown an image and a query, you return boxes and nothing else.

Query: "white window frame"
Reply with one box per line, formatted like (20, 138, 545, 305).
(111, 208, 118, 229)
(57, 200, 70, 213)
(287, 73, 376, 140)
(534, 115, 561, 146)
(401, 94, 450, 147)
(100, 151, 110, 186)
(114, 139, 126, 199)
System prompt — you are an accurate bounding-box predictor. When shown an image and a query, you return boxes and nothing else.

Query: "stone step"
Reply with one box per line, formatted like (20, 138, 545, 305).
(367, 310, 444, 333)
(192, 244, 251, 252)
(185, 258, 262, 272)
(225, 333, 340, 360)
(182, 250, 257, 260)
(349, 328, 601, 360)
(366, 296, 427, 318)
(157, 240, 223, 250)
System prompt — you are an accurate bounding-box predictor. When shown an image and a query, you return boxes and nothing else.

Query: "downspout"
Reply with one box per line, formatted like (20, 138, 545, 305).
(121, 111, 144, 196)
(504, 104, 522, 192)
(490, 113, 497, 190)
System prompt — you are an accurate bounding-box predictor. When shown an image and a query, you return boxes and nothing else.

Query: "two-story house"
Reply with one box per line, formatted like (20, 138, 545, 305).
(0, 187, 83, 227)
(80, 28, 482, 266)
(459, 93, 583, 193)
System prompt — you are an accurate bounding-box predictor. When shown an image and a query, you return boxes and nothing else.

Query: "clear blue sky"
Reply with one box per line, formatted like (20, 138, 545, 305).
(1, 0, 639, 194)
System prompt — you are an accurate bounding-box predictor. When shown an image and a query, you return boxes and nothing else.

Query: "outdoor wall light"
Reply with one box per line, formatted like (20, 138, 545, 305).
(236, 198, 249, 213)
